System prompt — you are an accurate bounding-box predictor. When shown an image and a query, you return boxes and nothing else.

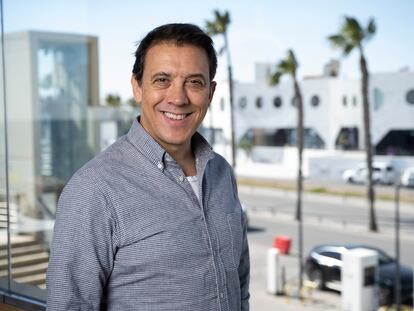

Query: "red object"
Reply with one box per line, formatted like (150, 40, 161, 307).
(272, 236, 291, 255)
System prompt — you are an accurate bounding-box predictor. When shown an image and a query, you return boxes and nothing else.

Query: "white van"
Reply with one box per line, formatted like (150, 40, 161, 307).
(401, 167, 414, 187)
(342, 162, 396, 185)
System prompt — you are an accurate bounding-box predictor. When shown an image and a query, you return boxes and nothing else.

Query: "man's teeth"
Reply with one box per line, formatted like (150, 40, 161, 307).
(163, 112, 188, 120)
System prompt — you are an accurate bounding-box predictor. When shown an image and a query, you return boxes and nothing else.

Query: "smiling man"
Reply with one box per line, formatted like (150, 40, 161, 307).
(46, 24, 250, 310)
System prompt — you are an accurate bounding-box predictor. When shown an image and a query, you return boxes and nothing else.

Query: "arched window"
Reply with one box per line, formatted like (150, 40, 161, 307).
(342, 96, 347, 107)
(406, 89, 414, 104)
(373, 88, 384, 110)
(311, 95, 320, 107)
(238, 97, 247, 109)
(273, 96, 282, 108)
(255, 97, 263, 109)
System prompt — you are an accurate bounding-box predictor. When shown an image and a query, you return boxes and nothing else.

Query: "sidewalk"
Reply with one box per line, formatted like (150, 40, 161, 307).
(249, 242, 341, 311)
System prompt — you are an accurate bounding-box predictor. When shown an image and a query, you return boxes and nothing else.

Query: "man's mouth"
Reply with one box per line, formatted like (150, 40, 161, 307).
(163, 111, 191, 120)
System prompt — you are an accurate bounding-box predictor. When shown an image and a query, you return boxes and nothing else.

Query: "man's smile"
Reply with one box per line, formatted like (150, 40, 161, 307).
(162, 111, 192, 120)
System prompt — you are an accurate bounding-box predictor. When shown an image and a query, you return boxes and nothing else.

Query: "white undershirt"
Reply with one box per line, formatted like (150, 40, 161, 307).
(186, 175, 201, 204)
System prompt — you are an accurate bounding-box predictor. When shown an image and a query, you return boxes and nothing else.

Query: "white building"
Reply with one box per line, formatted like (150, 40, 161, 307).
(204, 64, 414, 179)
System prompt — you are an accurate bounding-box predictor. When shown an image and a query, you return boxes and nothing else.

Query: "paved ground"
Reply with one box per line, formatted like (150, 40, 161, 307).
(244, 183, 414, 310)
(249, 240, 341, 311)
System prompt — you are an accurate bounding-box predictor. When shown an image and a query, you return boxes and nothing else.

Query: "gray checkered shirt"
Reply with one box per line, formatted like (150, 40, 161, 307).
(46, 117, 250, 310)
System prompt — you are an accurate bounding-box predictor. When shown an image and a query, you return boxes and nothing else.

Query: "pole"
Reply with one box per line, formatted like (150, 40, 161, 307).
(394, 183, 401, 311)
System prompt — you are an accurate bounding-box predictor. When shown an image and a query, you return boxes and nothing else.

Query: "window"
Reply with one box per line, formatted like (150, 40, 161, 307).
(273, 96, 282, 108)
(373, 88, 384, 110)
(238, 96, 247, 109)
(352, 95, 357, 106)
(406, 89, 414, 104)
(342, 96, 347, 107)
(320, 251, 341, 260)
(310, 95, 320, 107)
(220, 97, 225, 111)
(255, 97, 263, 109)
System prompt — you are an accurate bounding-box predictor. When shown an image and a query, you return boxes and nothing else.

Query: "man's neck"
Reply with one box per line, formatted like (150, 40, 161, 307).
(165, 143, 196, 177)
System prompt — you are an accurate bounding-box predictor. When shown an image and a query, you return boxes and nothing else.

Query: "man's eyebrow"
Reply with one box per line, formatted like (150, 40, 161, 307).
(186, 73, 207, 81)
(150, 72, 170, 80)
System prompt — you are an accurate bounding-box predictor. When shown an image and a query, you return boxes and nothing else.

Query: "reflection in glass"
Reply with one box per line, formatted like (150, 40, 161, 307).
(4, 31, 100, 297)
(0, 2, 10, 293)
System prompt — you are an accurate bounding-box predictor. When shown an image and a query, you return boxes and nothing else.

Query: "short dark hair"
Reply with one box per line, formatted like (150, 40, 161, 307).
(132, 23, 217, 83)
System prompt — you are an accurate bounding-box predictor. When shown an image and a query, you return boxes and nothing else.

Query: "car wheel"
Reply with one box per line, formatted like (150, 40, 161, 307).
(378, 287, 392, 306)
(309, 269, 325, 289)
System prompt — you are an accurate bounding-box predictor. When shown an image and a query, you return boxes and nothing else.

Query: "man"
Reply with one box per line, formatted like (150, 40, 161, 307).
(47, 23, 249, 310)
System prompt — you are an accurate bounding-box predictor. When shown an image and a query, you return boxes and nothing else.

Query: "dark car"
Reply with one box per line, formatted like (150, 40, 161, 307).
(305, 244, 413, 306)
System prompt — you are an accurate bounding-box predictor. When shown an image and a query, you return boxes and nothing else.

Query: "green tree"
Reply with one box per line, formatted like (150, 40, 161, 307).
(269, 49, 304, 292)
(328, 16, 377, 232)
(206, 10, 236, 168)
(105, 93, 121, 107)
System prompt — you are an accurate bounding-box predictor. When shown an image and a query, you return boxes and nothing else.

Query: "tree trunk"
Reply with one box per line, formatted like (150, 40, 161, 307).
(360, 52, 378, 232)
(294, 77, 304, 292)
(228, 64, 236, 168)
(224, 32, 236, 169)
(294, 79, 304, 222)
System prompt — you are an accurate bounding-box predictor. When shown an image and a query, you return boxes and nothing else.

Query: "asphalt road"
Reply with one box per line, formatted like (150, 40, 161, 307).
(239, 185, 414, 236)
(247, 212, 414, 310)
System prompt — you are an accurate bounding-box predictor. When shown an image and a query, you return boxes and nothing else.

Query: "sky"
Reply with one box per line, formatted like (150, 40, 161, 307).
(5, 0, 414, 100)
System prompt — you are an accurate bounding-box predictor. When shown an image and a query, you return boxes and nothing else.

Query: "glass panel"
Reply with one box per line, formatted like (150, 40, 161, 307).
(1, 2, 139, 303)
(0, 0, 10, 293)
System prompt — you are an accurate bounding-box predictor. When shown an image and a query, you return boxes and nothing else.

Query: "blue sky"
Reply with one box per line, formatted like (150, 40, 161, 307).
(5, 0, 414, 99)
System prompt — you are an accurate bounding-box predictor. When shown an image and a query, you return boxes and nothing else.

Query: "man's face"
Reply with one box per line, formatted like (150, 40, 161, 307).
(131, 42, 216, 152)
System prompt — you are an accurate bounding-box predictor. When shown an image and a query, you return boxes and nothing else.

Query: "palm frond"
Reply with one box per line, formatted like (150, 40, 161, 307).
(342, 16, 363, 46)
(205, 21, 219, 35)
(365, 18, 376, 41)
(206, 10, 229, 35)
(288, 49, 298, 69)
(269, 71, 282, 85)
(327, 34, 347, 49)
(224, 11, 231, 24)
(343, 43, 355, 56)
(367, 18, 376, 34)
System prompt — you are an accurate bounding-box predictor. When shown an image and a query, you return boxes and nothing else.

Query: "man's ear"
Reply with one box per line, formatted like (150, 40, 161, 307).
(131, 75, 143, 103)
(209, 81, 217, 102)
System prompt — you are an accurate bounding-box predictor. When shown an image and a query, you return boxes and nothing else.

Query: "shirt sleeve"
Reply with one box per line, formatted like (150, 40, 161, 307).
(239, 206, 250, 311)
(230, 170, 250, 310)
(46, 172, 118, 310)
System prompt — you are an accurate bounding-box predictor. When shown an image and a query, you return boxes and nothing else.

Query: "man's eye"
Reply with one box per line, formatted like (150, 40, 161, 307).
(188, 79, 203, 86)
(154, 78, 168, 83)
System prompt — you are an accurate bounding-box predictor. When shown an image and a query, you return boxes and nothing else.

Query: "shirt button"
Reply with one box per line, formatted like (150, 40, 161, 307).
(157, 163, 163, 170)
(178, 175, 184, 182)
(220, 293, 224, 299)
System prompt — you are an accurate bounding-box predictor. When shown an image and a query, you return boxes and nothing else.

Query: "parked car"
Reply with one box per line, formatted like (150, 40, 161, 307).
(305, 244, 413, 306)
(401, 167, 414, 188)
(342, 162, 396, 185)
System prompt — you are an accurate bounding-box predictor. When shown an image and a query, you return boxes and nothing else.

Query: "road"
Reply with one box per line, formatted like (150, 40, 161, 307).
(244, 187, 414, 310)
(239, 185, 414, 236)
(247, 214, 414, 310)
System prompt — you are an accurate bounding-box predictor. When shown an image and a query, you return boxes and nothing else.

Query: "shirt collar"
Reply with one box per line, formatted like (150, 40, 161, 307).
(126, 116, 214, 170)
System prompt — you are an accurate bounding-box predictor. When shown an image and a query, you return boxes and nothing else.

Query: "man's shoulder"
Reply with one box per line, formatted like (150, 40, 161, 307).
(206, 151, 234, 177)
(68, 134, 136, 185)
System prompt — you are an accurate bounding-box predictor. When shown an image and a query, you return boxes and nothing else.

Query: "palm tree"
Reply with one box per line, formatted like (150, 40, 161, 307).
(105, 93, 121, 107)
(269, 49, 304, 292)
(328, 16, 377, 232)
(206, 10, 236, 168)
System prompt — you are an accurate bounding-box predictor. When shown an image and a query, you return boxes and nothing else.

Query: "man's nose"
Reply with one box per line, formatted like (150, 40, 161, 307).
(166, 82, 188, 106)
